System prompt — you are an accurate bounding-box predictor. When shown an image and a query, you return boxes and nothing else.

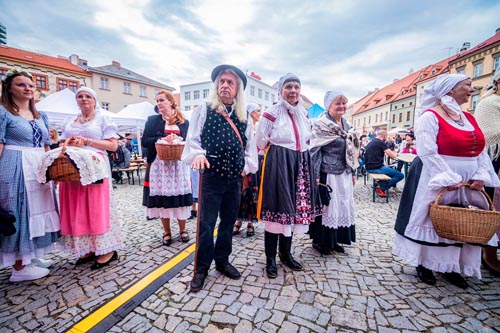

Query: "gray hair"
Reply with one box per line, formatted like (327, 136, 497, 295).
(209, 69, 247, 122)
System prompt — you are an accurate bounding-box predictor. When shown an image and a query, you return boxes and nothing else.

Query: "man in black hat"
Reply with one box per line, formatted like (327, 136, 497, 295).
(182, 64, 258, 292)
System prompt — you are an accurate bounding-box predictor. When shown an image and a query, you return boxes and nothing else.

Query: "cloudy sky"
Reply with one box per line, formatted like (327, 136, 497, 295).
(1, 0, 499, 104)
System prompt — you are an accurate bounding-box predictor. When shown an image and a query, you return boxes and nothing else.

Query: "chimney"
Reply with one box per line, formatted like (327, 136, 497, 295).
(112, 61, 121, 67)
(496, 27, 500, 34)
(68, 54, 79, 65)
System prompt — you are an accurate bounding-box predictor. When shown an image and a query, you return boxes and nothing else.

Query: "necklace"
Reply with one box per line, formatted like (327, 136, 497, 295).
(78, 113, 94, 124)
(442, 105, 465, 127)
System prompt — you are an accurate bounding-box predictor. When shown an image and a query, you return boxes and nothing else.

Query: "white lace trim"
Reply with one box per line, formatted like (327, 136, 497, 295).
(392, 234, 482, 278)
(37, 147, 109, 185)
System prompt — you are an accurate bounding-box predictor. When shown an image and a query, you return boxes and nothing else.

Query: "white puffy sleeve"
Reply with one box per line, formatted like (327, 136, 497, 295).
(181, 104, 207, 164)
(255, 106, 278, 150)
(244, 120, 258, 174)
(415, 112, 462, 189)
(100, 112, 119, 139)
(473, 148, 500, 187)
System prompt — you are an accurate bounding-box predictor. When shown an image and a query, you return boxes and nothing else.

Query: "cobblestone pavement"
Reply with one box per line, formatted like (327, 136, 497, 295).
(1, 180, 499, 332)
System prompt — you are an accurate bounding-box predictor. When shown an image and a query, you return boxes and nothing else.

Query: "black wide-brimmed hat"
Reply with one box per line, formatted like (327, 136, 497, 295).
(211, 64, 247, 89)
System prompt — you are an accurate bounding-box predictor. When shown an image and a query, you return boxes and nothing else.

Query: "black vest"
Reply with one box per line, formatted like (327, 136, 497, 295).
(201, 105, 247, 178)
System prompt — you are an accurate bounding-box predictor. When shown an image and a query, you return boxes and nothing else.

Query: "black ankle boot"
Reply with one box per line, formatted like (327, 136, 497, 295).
(278, 235, 304, 271)
(264, 231, 279, 277)
(266, 257, 277, 278)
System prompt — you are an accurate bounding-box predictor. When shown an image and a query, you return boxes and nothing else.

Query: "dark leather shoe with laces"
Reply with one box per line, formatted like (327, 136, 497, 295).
(266, 257, 278, 278)
(190, 271, 207, 292)
(215, 263, 241, 280)
(278, 252, 304, 271)
(416, 265, 436, 285)
(313, 243, 331, 255)
(443, 272, 468, 289)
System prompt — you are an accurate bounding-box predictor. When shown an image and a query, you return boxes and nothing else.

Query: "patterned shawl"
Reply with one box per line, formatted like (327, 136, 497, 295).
(310, 112, 359, 169)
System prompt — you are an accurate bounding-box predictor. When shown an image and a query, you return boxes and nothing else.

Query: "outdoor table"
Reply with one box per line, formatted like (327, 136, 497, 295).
(396, 153, 416, 179)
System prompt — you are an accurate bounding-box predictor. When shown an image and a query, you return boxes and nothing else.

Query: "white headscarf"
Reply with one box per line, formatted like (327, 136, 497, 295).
(75, 86, 99, 111)
(278, 73, 301, 95)
(324, 91, 345, 111)
(419, 74, 470, 116)
(246, 103, 260, 113)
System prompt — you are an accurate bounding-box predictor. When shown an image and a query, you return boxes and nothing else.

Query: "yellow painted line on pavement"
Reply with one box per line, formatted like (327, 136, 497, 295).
(68, 228, 219, 332)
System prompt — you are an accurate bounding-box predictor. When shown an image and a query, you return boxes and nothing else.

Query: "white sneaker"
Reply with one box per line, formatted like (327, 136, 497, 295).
(9, 264, 50, 282)
(31, 257, 53, 268)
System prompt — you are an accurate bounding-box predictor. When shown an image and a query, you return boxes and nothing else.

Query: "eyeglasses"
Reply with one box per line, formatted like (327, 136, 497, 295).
(15, 83, 35, 89)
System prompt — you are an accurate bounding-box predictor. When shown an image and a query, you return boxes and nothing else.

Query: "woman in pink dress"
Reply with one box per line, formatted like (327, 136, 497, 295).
(59, 87, 122, 270)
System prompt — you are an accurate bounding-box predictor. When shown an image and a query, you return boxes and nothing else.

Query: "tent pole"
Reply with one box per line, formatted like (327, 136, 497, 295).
(136, 124, 142, 156)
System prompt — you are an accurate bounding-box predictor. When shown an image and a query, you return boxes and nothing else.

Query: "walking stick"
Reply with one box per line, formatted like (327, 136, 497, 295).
(192, 168, 203, 278)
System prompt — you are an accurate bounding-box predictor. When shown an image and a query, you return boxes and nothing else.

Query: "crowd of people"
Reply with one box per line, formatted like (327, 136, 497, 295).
(0, 65, 499, 294)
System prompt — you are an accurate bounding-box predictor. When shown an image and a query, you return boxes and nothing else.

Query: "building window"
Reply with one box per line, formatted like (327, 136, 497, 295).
(394, 105, 397, 110)
(473, 62, 483, 78)
(194, 90, 200, 100)
(472, 94, 480, 111)
(184, 106, 191, 111)
(250, 86, 255, 96)
(139, 85, 147, 97)
(406, 111, 411, 121)
(265, 91, 269, 101)
(368, 116, 371, 124)
(494, 56, 500, 71)
(154, 89, 159, 96)
(457, 67, 465, 75)
(101, 102, 110, 110)
(258, 88, 262, 99)
(203, 89, 209, 98)
(402, 104, 404, 108)
(100, 77, 109, 90)
(375, 114, 378, 123)
(33, 74, 48, 90)
(409, 101, 413, 106)
(57, 78, 79, 92)
(392, 114, 396, 123)
(271, 94, 275, 102)
(398, 113, 402, 122)
(185, 91, 191, 101)
(124, 82, 131, 94)
(0, 68, 8, 76)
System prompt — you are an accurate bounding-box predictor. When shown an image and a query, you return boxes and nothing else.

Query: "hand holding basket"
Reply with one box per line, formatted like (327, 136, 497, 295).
(429, 184, 500, 244)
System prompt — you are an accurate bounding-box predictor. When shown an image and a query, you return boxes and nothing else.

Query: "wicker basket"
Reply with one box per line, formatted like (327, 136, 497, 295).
(47, 141, 80, 182)
(155, 143, 184, 161)
(429, 184, 500, 244)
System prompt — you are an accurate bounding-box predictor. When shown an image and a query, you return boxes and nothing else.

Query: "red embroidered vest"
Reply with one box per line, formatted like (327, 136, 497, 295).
(426, 110, 485, 157)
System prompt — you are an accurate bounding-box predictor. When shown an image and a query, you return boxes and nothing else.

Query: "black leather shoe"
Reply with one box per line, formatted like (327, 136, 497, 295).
(313, 243, 331, 255)
(180, 231, 190, 243)
(91, 251, 118, 270)
(266, 257, 278, 278)
(162, 233, 172, 246)
(190, 271, 207, 292)
(332, 244, 345, 253)
(75, 253, 95, 265)
(416, 265, 436, 285)
(215, 263, 241, 280)
(278, 252, 304, 271)
(443, 272, 468, 289)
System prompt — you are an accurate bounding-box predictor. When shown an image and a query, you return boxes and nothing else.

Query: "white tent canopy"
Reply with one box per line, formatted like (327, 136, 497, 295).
(36, 89, 152, 154)
(118, 101, 156, 120)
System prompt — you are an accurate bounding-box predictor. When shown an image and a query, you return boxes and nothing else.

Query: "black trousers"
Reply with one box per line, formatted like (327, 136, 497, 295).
(195, 174, 242, 273)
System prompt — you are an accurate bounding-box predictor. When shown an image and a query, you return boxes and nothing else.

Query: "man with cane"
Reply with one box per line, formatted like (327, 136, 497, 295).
(182, 64, 258, 292)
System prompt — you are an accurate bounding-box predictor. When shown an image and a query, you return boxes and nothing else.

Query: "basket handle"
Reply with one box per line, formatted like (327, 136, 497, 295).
(433, 183, 496, 212)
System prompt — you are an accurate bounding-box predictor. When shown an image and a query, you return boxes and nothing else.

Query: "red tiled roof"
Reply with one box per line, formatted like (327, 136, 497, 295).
(0, 45, 88, 74)
(452, 31, 500, 61)
(352, 55, 455, 115)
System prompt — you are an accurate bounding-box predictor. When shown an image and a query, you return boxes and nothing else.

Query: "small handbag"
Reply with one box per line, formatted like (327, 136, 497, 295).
(318, 183, 332, 206)
(0, 207, 16, 236)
